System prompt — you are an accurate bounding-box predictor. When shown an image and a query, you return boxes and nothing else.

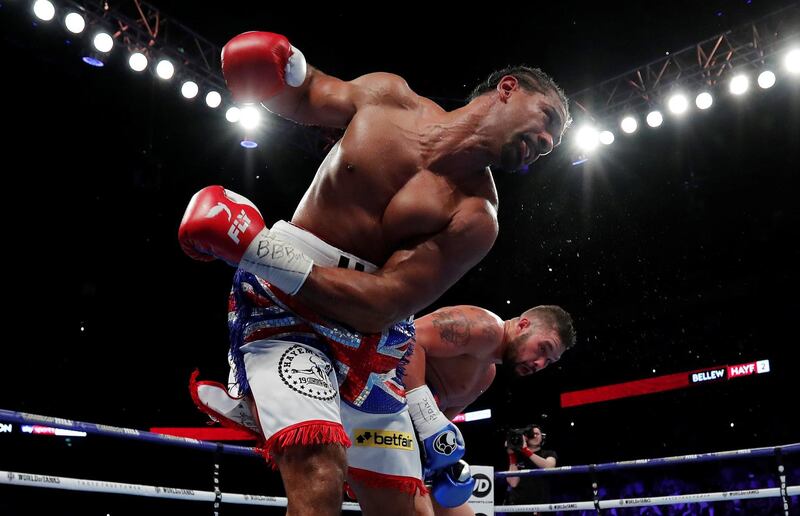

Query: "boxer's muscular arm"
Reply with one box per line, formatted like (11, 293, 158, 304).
(296, 200, 498, 333)
(263, 68, 415, 128)
(416, 306, 500, 419)
(404, 305, 504, 390)
(221, 32, 414, 127)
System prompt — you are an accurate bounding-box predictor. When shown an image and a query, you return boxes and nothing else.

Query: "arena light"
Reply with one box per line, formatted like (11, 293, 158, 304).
(620, 116, 638, 134)
(574, 125, 599, 151)
(757, 70, 776, 89)
(20, 425, 86, 437)
(181, 81, 199, 99)
(82, 55, 104, 67)
(33, 0, 55, 21)
(240, 106, 262, 130)
(667, 94, 689, 115)
(785, 48, 800, 74)
(92, 32, 113, 53)
(205, 91, 222, 108)
(646, 110, 663, 128)
(451, 409, 492, 423)
(225, 107, 241, 123)
(463, 409, 492, 422)
(128, 52, 148, 72)
(695, 92, 713, 110)
(598, 130, 614, 145)
(729, 74, 749, 95)
(64, 12, 85, 34)
(156, 59, 175, 80)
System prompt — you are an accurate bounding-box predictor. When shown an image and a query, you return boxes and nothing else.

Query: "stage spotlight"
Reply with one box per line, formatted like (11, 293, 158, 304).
(82, 31, 113, 66)
(93, 32, 113, 52)
(575, 126, 599, 151)
(156, 59, 175, 80)
(64, 12, 85, 34)
(226, 107, 241, 123)
(181, 81, 199, 99)
(646, 110, 663, 128)
(729, 74, 749, 95)
(621, 116, 638, 134)
(785, 49, 800, 74)
(240, 106, 261, 130)
(667, 94, 688, 115)
(695, 92, 713, 110)
(128, 52, 148, 72)
(33, 0, 55, 22)
(599, 130, 614, 145)
(205, 91, 222, 108)
(757, 70, 776, 89)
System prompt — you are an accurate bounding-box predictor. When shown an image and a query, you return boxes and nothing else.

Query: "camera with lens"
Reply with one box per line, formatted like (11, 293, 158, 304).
(505, 425, 532, 449)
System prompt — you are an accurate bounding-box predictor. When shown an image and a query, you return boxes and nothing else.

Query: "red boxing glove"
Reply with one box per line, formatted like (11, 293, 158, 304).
(178, 186, 313, 295)
(178, 185, 266, 265)
(221, 31, 307, 103)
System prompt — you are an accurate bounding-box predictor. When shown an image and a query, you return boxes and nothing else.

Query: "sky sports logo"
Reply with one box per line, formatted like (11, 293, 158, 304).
(690, 359, 770, 384)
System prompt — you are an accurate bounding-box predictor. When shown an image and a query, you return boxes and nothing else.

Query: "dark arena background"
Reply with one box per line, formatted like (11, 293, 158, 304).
(1, 1, 799, 514)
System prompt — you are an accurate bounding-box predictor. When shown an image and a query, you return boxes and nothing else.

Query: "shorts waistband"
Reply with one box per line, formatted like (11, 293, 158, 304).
(272, 220, 378, 273)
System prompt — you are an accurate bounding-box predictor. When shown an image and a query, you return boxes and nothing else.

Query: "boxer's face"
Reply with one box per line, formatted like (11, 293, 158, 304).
(506, 324, 563, 377)
(497, 81, 566, 172)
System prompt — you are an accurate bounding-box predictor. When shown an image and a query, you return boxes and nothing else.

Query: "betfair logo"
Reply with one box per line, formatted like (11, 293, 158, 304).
(354, 429, 415, 451)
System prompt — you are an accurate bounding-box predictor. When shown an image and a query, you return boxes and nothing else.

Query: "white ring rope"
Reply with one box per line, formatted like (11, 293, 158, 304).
(3, 470, 797, 513)
(495, 485, 800, 513)
(0, 470, 362, 511)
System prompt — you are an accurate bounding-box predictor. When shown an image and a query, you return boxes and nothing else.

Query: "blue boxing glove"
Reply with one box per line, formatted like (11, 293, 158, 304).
(431, 460, 476, 508)
(406, 385, 465, 476)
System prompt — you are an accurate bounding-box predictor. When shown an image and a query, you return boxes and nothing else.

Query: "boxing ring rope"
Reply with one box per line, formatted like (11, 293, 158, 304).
(0, 408, 258, 457)
(495, 442, 800, 478)
(0, 470, 362, 511)
(495, 486, 800, 513)
(1, 409, 798, 513)
(496, 441, 800, 514)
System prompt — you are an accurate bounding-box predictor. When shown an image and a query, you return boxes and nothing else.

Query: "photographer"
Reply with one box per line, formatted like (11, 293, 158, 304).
(504, 425, 557, 513)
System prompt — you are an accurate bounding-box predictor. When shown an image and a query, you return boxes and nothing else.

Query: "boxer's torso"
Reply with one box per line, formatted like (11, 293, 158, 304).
(425, 355, 496, 415)
(414, 306, 503, 414)
(292, 91, 498, 267)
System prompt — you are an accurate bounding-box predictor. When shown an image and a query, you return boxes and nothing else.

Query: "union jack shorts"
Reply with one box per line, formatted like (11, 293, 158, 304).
(226, 269, 424, 489)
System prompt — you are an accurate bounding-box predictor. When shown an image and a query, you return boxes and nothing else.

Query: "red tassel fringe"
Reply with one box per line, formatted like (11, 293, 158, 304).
(261, 420, 352, 469)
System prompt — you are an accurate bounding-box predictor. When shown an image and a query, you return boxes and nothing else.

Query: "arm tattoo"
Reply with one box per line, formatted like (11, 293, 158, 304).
(481, 312, 502, 343)
(431, 309, 471, 347)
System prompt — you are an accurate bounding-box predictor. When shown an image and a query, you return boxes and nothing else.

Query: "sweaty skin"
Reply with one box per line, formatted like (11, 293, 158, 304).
(404, 305, 565, 416)
(405, 305, 566, 516)
(415, 306, 502, 418)
(261, 68, 566, 333)
(240, 58, 566, 516)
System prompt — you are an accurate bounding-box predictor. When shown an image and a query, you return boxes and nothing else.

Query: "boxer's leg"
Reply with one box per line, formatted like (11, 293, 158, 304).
(243, 340, 349, 516)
